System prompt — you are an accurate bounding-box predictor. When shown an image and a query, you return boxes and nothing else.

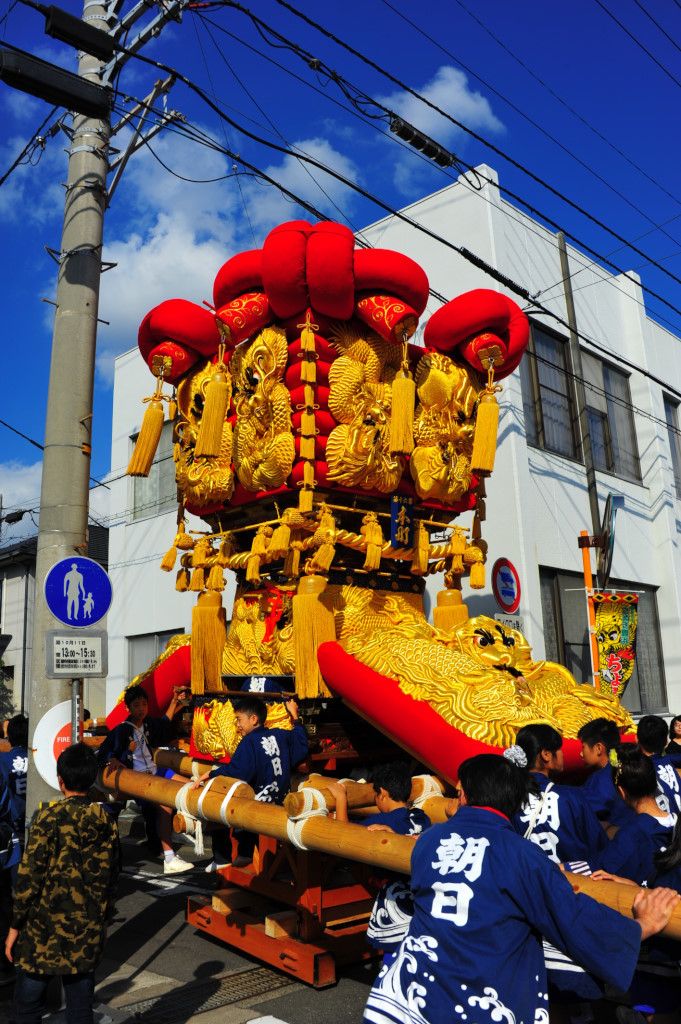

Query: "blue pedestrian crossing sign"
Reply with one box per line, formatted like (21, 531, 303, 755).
(44, 557, 113, 628)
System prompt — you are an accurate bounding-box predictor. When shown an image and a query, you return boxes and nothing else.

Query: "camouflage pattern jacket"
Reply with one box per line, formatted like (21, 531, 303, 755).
(11, 796, 119, 974)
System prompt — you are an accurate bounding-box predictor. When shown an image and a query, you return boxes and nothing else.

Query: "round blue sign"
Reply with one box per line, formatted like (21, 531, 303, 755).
(44, 556, 113, 628)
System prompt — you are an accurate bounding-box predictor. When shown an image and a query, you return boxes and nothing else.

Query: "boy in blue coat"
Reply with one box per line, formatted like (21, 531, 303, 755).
(578, 716, 635, 828)
(363, 753, 680, 1024)
(193, 695, 307, 869)
(637, 714, 681, 813)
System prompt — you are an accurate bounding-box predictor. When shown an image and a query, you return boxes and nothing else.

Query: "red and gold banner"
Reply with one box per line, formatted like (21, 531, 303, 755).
(592, 592, 638, 700)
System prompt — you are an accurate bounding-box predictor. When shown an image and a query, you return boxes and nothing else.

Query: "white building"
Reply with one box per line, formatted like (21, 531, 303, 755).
(106, 166, 681, 718)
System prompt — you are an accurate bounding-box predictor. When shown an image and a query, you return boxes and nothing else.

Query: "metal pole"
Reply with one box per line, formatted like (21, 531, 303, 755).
(557, 231, 601, 537)
(26, 0, 112, 816)
(71, 677, 82, 744)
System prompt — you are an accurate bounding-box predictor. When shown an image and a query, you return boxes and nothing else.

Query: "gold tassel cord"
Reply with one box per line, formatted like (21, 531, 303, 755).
(292, 575, 334, 698)
(189, 567, 205, 592)
(361, 512, 384, 571)
(390, 332, 415, 457)
(191, 591, 227, 693)
(471, 363, 503, 474)
(411, 520, 430, 576)
(206, 563, 225, 592)
(194, 335, 231, 459)
(127, 363, 172, 477)
(246, 526, 272, 584)
(307, 507, 337, 574)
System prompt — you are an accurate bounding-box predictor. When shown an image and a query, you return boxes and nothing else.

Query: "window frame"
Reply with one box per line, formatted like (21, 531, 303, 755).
(663, 395, 681, 500)
(129, 420, 177, 522)
(520, 321, 582, 463)
(582, 351, 641, 484)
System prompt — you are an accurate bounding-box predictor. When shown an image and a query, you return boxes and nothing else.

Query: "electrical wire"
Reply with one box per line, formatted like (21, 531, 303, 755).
(263, 0, 681, 295)
(592, 0, 681, 92)
(378, 0, 681, 253)
(0, 107, 60, 187)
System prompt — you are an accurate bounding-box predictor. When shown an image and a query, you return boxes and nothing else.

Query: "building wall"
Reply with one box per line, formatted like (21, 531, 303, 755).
(0, 562, 34, 713)
(106, 166, 681, 715)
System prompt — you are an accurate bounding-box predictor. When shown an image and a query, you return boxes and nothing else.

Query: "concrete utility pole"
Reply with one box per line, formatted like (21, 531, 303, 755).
(26, 0, 113, 814)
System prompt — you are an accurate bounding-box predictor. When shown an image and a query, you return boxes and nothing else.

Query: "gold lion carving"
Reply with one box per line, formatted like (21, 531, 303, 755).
(342, 612, 634, 747)
(175, 361, 235, 508)
(410, 352, 481, 503)
(326, 325, 404, 492)
(232, 326, 295, 491)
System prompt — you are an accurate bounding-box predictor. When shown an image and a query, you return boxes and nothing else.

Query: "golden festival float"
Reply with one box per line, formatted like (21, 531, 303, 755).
(100, 220, 644, 984)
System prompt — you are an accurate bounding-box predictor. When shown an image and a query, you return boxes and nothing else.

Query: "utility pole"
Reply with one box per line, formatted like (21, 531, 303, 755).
(26, 0, 113, 814)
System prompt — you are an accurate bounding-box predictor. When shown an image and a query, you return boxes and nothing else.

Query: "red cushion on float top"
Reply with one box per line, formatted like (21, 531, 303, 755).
(139, 300, 222, 363)
(424, 290, 529, 381)
(145, 341, 199, 383)
(354, 249, 430, 316)
(261, 221, 313, 318)
(212, 248, 263, 309)
(306, 222, 356, 320)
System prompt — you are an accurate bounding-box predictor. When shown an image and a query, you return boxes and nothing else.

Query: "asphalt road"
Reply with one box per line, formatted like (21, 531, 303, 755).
(1, 808, 377, 1024)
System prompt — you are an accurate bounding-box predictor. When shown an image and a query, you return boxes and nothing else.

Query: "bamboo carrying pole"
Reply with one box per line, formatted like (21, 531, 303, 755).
(98, 766, 681, 939)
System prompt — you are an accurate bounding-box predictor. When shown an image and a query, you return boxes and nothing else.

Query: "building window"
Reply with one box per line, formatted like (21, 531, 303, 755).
(519, 324, 579, 459)
(581, 353, 641, 482)
(127, 629, 184, 683)
(131, 421, 176, 521)
(539, 567, 667, 714)
(664, 397, 681, 499)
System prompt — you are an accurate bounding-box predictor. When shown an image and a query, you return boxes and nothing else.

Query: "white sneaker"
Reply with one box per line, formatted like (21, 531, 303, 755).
(204, 860, 229, 873)
(163, 855, 193, 874)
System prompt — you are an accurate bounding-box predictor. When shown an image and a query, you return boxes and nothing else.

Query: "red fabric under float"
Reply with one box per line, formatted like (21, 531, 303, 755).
(106, 643, 192, 729)
(318, 643, 597, 782)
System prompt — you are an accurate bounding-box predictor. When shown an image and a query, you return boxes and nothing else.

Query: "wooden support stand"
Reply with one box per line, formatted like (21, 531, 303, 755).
(187, 832, 380, 987)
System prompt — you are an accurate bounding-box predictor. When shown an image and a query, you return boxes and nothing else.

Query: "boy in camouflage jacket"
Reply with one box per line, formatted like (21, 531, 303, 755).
(5, 742, 119, 1024)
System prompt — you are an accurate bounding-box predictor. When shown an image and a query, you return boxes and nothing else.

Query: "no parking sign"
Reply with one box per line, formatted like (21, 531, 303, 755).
(492, 558, 521, 614)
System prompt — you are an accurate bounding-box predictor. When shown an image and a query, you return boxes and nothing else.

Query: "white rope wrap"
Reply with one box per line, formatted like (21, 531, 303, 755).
(175, 781, 204, 857)
(191, 762, 205, 780)
(218, 781, 245, 824)
(197, 775, 216, 815)
(285, 787, 328, 850)
(411, 774, 444, 809)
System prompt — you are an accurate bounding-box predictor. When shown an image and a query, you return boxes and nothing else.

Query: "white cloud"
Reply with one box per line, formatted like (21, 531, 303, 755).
(93, 129, 361, 383)
(378, 66, 505, 194)
(0, 458, 110, 544)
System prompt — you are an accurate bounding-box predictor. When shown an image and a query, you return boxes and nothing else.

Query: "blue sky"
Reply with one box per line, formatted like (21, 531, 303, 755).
(1, 0, 680, 541)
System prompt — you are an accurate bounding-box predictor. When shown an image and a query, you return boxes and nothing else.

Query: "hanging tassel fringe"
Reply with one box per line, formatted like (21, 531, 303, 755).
(175, 522, 194, 551)
(194, 337, 231, 459)
(217, 534, 236, 565)
(206, 563, 225, 592)
(450, 527, 466, 574)
(471, 367, 503, 474)
(469, 561, 485, 589)
(284, 531, 304, 577)
(390, 370, 415, 456)
(160, 545, 178, 573)
(246, 526, 272, 584)
(189, 567, 205, 592)
(127, 398, 166, 477)
(191, 591, 227, 693)
(309, 508, 336, 573)
(292, 574, 334, 698)
(361, 513, 384, 571)
(433, 587, 469, 632)
(411, 520, 430, 575)
(192, 538, 211, 568)
(175, 567, 189, 592)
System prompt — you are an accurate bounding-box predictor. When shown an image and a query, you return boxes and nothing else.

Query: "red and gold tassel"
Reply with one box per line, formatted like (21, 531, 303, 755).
(471, 362, 503, 474)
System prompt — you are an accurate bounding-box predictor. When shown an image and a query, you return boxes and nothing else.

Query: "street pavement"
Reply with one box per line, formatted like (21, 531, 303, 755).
(0, 808, 377, 1024)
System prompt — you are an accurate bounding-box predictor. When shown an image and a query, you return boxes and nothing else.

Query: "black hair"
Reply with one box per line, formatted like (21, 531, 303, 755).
(371, 762, 412, 803)
(637, 715, 668, 756)
(515, 724, 563, 771)
(577, 717, 621, 751)
(611, 744, 658, 801)
(7, 714, 28, 748)
(124, 684, 148, 709)
(57, 742, 98, 792)
(234, 696, 267, 726)
(669, 716, 681, 742)
(458, 754, 531, 819)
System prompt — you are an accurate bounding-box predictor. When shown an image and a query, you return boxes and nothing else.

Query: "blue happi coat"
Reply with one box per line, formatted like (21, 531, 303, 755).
(512, 773, 608, 864)
(570, 812, 677, 883)
(209, 723, 308, 803)
(364, 806, 642, 1024)
(366, 807, 430, 836)
(650, 755, 681, 814)
(579, 763, 636, 828)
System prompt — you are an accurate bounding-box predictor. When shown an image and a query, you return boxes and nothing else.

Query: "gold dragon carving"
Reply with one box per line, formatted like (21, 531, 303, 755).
(221, 593, 295, 677)
(175, 361, 235, 508)
(232, 326, 295, 492)
(337, 603, 634, 747)
(326, 325, 404, 492)
(410, 351, 481, 503)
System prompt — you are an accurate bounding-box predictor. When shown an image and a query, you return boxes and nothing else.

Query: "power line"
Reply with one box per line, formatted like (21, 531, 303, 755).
(592, 0, 681, 92)
(0, 107, 60, 187)
(263, 0, 681, 298)
(378, 0, 681, 253)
